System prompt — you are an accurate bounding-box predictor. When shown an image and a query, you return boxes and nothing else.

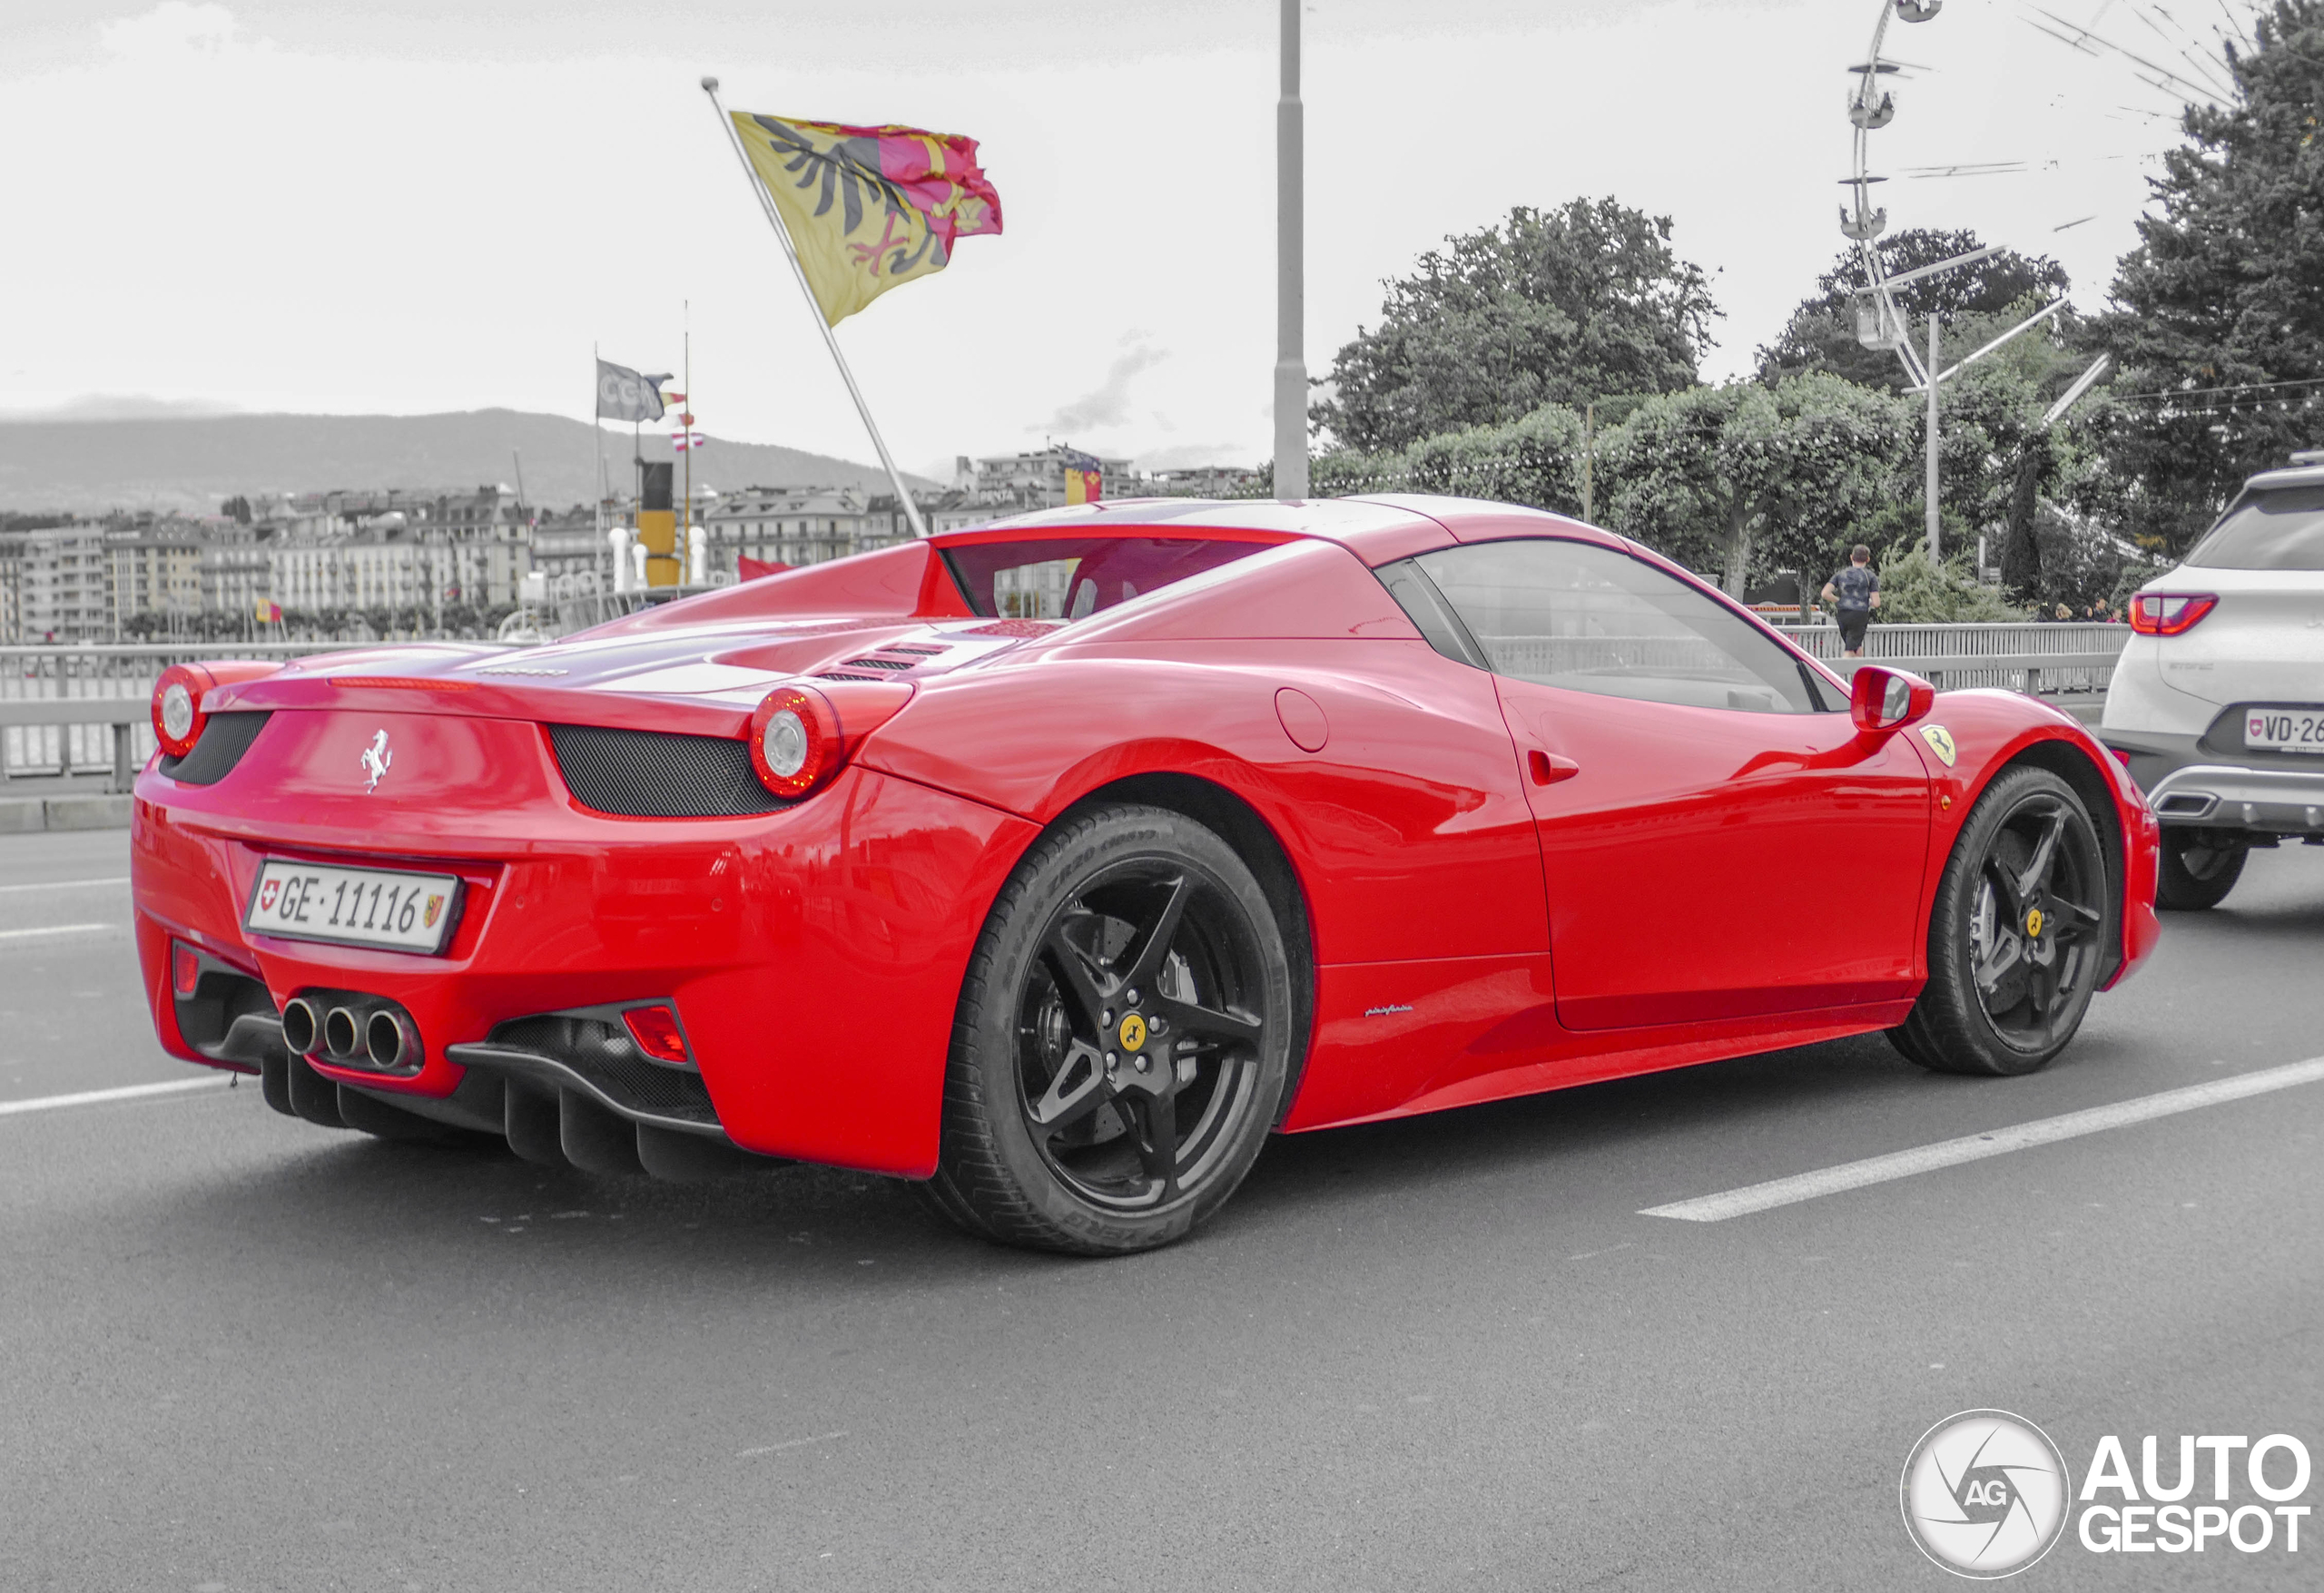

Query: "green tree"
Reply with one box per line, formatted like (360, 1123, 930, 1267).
(1311, 199, 1718, 453)
(1871, 545, 2024, 623)
(1757, 230, 2074, 391)
(2095, 0, 2324, 556)
(1307, 402, 1591, 516)
(1600, 373, 1911, 595)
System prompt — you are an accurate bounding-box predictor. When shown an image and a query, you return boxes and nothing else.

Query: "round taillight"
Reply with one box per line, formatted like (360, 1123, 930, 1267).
(152, 664, 212, 759)
(747, 685, 842, 798)
(159, 682, 196, 742)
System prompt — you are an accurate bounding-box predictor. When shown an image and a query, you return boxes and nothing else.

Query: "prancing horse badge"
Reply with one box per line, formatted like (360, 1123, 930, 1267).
(1919, 724, 1957, 768)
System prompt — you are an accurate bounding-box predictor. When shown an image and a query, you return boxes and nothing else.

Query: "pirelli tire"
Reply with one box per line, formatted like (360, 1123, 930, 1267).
(925, 803, 1295, 1255)
(1890, 765, 2114, 1078)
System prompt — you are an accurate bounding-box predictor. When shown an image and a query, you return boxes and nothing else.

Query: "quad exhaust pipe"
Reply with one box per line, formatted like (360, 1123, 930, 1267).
(280, 991, 422, 1072)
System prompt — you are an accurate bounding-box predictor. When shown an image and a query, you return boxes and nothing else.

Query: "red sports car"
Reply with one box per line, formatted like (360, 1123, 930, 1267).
(132, 496, 2162, 1254)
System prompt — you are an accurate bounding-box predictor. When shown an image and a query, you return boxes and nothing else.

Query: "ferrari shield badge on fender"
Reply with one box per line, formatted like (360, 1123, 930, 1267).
(1919, 724, 1957, 767)
(360, 729, 393, 792)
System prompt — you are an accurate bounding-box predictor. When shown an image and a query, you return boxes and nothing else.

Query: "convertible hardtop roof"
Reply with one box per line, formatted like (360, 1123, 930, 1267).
(589, 494, 1638, 634)
(931, 494, 1628, 567)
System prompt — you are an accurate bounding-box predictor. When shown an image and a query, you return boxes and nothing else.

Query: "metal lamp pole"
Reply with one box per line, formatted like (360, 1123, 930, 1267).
(1275, 0, 1308, 500)
(1926, 317, 1941, 560)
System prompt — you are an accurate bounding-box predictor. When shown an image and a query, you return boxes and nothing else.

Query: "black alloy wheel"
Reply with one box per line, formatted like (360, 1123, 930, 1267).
(926, 804, 1295, 1254)
(2154, 828, 2246, 911)
(1891, 766, 2113, 1077)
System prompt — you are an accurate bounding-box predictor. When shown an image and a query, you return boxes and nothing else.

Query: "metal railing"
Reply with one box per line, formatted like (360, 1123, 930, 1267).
(1, 621, 2135, 796)
(1778, 622, 2128, 694)
(0, 644, 340, 792)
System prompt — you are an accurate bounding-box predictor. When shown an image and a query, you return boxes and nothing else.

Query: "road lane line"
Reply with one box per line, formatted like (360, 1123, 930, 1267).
(0, 924, 116, 941)
(0, 876, 129, 895)
(1640, 1056, 2324, 1223)
(0, 1077, 232, 1119)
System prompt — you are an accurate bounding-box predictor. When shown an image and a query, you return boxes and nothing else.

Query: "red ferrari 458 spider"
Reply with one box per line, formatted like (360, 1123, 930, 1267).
(132, 496, 2161, 1253)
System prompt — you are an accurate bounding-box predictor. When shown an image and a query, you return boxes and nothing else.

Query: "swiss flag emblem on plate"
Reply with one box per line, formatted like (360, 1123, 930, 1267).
(259, 879, 281, 912)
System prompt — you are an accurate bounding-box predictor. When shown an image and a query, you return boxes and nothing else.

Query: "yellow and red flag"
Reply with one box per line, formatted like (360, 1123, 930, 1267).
(730, 112, 1002, 327)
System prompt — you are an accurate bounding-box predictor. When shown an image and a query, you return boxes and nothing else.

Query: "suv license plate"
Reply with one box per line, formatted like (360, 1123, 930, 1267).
(244, 860, 462, 953)
(2244, 710, 2324, 754)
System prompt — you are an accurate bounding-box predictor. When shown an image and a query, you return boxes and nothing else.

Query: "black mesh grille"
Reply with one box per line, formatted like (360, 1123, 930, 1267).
(842, 655, 915, 671)
(160, 711, 271, 785)
(487, 1015, 719, 1123)
(547, 723, 786, 817)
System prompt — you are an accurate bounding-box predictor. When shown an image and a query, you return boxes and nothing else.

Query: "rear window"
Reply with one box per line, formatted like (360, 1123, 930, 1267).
(2184, 485, 2324, 570)
(941, 536, 1270, 620)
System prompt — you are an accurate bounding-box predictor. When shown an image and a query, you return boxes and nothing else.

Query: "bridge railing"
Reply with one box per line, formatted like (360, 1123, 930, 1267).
(1775, 622, 2129, 694)
(0, 643, 341, 792)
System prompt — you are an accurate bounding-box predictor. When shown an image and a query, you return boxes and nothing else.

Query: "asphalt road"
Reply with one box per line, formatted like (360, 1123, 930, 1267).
(2, 829, 2319, 1591)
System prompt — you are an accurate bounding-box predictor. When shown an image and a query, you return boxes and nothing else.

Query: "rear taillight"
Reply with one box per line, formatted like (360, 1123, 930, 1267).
(171, 941, 202, 997)
(747, 684, 842, 799)
(153, 665, 207, 759)
(622, 1005, 692, 1066)
(2128, 593, 2217, 636)
(152, 660, 285, 761)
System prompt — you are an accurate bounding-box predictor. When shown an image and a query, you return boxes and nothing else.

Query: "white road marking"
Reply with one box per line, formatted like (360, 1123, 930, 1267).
(1640, 1056, 2324, 1223)
(737, 1431, 847, 1458)
(0, 923, 116, 941)
(0, 876, 129, 895)
(0, 1077, 232, 1119)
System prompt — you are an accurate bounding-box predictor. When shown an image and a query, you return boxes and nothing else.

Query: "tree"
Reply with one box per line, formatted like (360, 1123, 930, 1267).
(1308, 403, 1590, 516)
(2095, 1, 2324, 556)
(1311, 199, 1719, 453)
(1600, 373, 1911, 595)
(1757, 229, 2073, 391)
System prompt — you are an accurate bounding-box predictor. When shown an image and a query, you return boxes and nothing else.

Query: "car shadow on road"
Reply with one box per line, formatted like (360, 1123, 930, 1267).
(137, 1020, 2119, 1282)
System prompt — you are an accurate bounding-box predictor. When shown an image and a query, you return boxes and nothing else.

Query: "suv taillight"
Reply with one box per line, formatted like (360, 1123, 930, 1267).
(2128, 593, 2217, 636)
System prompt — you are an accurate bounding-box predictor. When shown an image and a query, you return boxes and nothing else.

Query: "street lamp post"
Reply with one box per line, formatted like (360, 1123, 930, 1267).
(1926, 317, 1941, 560)
(1275, 0, 1307, 500)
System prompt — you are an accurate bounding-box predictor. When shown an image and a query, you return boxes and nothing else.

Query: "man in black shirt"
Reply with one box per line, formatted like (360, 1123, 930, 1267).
(1820, 545, 1881, 657)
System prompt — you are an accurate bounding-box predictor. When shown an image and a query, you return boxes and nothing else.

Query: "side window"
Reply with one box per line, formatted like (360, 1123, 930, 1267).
(1395, 538, 1829, 714)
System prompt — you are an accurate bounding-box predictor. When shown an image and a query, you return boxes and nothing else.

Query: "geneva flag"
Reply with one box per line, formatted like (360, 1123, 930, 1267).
(730, 112, 1002, 327)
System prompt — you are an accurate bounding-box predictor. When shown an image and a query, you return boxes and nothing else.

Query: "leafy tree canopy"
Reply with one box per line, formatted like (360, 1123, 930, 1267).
(1311, 198, 1719, 453)
(1757, 229, 2073, 390)
(2095, 0, 2324, 555)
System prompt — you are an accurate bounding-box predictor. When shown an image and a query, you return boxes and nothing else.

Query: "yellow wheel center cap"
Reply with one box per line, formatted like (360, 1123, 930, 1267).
(2025, 908, 2044, 938)
(1118, 1013, 1147, 1052)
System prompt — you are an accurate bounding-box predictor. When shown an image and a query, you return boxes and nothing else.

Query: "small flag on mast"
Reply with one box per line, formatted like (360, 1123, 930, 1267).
(727, 112, 1003, 327)
(1061, 447, 1103, 506)
(255, 599, 282, 624)
(596, 359, 674, 423)
(673, 431, 707, 452)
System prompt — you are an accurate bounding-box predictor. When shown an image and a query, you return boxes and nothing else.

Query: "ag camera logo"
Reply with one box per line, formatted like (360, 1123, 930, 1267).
(1900, 1410, 2071, 1578)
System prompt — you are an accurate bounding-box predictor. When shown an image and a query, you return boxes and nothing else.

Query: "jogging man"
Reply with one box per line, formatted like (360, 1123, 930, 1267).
(1821, 545, 1881, 658)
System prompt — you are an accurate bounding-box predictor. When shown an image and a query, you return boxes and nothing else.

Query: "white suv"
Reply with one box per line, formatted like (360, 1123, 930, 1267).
(2102, 450, 2324, 909)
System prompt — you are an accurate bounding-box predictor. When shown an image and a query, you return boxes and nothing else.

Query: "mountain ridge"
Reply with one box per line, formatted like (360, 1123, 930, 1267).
(0, 408, 937, 516)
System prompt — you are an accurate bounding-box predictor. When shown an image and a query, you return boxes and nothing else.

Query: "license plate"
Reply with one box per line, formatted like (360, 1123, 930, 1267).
(2243, 709, 2324, 754)
(244, 860, 462, 953)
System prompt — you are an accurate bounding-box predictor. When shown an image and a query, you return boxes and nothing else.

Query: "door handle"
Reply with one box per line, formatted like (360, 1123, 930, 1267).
(1528, 750, 1581, 786)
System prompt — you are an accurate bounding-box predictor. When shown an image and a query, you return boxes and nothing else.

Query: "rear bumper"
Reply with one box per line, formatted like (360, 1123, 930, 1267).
(131, 762, 1037, 1175)
(2099, 727, 2324, 834)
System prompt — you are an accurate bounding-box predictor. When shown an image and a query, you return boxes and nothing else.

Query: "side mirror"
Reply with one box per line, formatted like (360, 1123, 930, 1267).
(1850, 665, 1935, 733)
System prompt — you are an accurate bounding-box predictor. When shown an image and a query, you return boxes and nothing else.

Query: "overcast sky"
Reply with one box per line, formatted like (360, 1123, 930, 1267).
(0, 1, 2240, 478)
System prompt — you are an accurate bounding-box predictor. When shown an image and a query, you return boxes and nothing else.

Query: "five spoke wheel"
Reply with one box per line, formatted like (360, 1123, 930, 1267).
(929, 804, 1295, 1254)
(1892, 766, 2113, 1077)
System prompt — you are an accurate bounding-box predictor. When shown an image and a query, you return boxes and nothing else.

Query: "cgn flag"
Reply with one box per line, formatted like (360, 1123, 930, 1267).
(729, 112, 1002, 327)
(596, 359, 673, 423)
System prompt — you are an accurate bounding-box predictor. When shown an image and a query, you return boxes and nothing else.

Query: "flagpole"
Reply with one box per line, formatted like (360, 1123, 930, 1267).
(701, 76, 930, 540)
